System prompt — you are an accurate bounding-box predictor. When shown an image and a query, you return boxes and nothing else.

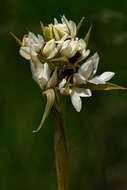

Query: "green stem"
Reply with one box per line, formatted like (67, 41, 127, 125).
(52, 106, 69, 190)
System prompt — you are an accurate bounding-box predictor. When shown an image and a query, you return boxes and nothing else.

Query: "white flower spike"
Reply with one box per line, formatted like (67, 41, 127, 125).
(11, 15, 126, 131)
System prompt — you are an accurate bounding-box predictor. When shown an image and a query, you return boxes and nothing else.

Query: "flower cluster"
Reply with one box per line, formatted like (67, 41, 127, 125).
(11, 15, 126, 132)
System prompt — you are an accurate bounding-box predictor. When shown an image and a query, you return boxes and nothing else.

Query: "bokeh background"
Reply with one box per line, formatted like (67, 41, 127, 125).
(1, 0, 127, 189)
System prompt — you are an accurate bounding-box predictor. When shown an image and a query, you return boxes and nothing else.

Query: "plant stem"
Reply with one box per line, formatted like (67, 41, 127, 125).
(52, 106, 69, 190)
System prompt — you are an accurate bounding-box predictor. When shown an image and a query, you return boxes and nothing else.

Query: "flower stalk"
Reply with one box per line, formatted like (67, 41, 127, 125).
(52, 105, 69, 190)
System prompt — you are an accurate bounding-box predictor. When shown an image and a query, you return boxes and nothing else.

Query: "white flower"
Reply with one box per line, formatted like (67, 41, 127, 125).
(59, 52, 115, 112)
(30, 57, 57, 90)
(60, 38, 79, 58)
(78, 39, 90, 61)
(59, 78, 91, 112)
(20, 32, 44, 60)
(42, 39, 60, 59)
(73, 52, 115, 85)
(48, 19, 68, 41)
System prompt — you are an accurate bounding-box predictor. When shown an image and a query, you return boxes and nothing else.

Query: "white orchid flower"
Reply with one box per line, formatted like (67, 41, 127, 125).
(73, 52, 115, 85)
(70, 53, 115, 112)
(58, 78, 91, 112)
(20, 32, 44, 60)
(60, 38, 79, 58)
(59, 53, 115, 112)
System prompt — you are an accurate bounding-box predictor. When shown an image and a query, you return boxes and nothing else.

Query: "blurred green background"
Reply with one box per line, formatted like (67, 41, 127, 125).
(1, 0, 127, 189)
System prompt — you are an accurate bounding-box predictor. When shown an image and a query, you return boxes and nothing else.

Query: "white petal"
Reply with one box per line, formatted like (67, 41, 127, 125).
(42, 63, 51, 81)
(70, 90, 82, 112)
(54, 18, 58, 25)
(89, 72, 115, 84)
(59, 78, 67, 89)
(79, 60, 93, 79)
(37, 34, 44, 44)
(61, 15, 69, 26)
(61, 40, 78, 58)
(28, 32, 38, 43)
(78, 39, 86, 50)
(69, 20, 76, 36)
(81, 49, 90, 61)
(89, 52, 100, 77)
(19, 47, 31, 60)
(74, 88, 92, 97)
(22, 35, 29, 47)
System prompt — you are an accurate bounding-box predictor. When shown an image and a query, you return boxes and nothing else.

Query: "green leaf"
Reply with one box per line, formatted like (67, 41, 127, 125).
(76, 16, 85, 34)
(86, 82, 127, 90)
(84, 24, 92, 47)
(32, 89, 55, 133)
(10, 32, 22, 46)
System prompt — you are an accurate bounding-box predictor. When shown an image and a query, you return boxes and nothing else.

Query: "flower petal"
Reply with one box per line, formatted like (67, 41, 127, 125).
(19, 47, 31, 60)
(89, 72, 115, 84)
(42, 39, 58, 59)
(69, 20, 76, 36)
(78, 59, 93, 80)
(54, 18, 58, 25)
(74, 88, 92, 97)
(61, 39, 78, 58)
(89, 52, 100, 77)
(70, 90, 82, 112)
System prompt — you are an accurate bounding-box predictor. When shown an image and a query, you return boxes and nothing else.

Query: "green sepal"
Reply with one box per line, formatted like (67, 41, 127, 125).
(76, 16, 85, 34)
(84, 24, 92, 47)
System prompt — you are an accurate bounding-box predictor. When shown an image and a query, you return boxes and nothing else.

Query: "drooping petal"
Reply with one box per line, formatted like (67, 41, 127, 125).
(89, 72, 115, 84)
(70, 90, 82, 112)
(33, 89, 55, 133)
